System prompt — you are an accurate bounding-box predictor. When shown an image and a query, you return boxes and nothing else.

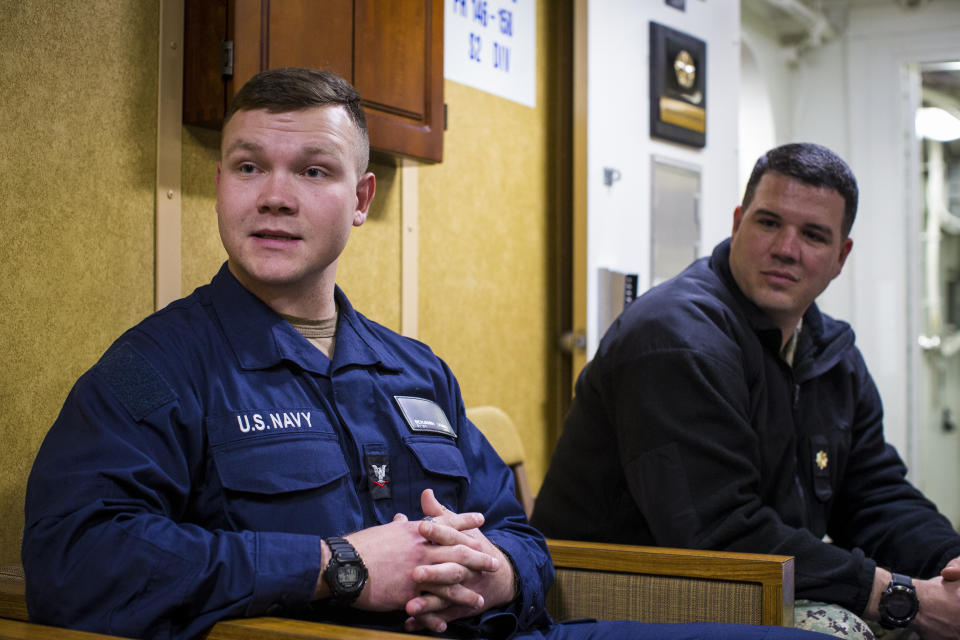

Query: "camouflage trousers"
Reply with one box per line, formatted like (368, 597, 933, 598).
(794, 600, 920, 640)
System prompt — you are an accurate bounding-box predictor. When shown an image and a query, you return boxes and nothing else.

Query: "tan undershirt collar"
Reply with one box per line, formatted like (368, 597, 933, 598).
(282, 309, 338, 360)
(781, 319, 802, 367)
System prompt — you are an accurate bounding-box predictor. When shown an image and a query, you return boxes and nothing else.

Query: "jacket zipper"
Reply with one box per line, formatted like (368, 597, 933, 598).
(790, 370, 807, 526)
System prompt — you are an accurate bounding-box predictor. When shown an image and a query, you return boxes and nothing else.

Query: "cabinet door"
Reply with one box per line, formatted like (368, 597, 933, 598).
(183, 0, 228, 127)
(224, 0, 353, 102)
(266, 0, 353, 80)
(183, 0, 444, 162)
(354, 0, 444, 162)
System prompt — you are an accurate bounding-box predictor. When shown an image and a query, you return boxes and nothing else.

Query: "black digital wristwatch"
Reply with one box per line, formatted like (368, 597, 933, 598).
(322, 536, 368, 606)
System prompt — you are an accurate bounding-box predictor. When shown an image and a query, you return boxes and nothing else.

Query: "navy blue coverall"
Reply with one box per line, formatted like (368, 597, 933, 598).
(23, 265, 830, 640)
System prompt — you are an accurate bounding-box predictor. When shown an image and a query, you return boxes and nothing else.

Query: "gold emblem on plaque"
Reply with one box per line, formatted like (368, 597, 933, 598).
(674, 50, 696, 89)
(815, 450, 829, 471)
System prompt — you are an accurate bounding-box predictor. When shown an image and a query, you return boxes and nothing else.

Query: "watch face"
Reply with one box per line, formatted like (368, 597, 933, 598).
(885, 591, 916, 618)
(338, 565, 361, 589)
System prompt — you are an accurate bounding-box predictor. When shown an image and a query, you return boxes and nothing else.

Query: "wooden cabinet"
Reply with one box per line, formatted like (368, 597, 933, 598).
(183, 0, 444, 162)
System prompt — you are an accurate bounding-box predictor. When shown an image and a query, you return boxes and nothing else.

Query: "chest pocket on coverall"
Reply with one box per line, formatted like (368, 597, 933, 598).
(403, 437, 470, 513)
(210, 426, 351, 535)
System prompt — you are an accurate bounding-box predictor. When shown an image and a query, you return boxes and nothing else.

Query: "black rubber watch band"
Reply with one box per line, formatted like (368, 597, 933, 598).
(879, 572, 919, 629)
(323, 536, 367, 606)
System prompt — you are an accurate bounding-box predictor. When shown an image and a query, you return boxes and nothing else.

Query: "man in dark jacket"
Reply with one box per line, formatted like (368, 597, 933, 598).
(532, 143, 960, 640)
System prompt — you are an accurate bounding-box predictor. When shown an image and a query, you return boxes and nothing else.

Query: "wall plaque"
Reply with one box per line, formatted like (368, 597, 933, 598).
(649, 21, 707, 147)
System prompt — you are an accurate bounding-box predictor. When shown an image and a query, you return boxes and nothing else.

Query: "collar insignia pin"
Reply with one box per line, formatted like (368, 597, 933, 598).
(815, 450, 829, 471)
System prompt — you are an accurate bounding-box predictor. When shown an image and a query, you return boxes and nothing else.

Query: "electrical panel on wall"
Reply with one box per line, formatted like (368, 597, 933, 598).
(597, 268, 639, 340)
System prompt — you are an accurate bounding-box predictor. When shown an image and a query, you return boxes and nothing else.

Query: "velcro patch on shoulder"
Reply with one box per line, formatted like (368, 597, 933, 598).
(93, 342, 178, 421)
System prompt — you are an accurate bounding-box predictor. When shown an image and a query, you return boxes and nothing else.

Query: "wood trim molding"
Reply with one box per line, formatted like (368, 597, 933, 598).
(570, 0, 588, 388)
(207, 617, 423, 639)
(0, 581, 27, 622)
(155, 0, 184, 310)
(400, 158, 419, 339)
(0, 618, 124, 640)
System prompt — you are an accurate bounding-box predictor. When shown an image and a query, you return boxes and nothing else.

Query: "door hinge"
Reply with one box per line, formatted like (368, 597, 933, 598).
(221, 40, 234, 78)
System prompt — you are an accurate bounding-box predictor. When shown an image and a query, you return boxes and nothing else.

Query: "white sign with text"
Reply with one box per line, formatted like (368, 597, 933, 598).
(444, 0, 536, 108)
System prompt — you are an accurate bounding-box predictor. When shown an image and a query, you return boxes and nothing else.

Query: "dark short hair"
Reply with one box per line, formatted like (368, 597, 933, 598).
(224, 67, 369, 173)
(741, 143, 859, 237)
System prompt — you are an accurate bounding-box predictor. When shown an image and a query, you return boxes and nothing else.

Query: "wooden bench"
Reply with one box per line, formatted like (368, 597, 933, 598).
(0, 540, 793, 637)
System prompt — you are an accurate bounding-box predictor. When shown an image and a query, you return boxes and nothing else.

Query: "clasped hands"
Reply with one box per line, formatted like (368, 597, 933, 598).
(911, 555, 960, 640)
(328, 488, 516, 634)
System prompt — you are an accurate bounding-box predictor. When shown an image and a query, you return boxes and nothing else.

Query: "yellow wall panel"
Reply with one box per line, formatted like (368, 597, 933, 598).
(419, 77, 553, 493)
(0, 0, 159, 564)
(336, 161, 402, 332)
(418, 2, 561, 492)
(181, 125, 226, 294)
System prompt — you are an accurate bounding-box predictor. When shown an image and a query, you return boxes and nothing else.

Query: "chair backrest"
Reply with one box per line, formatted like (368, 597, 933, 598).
(545, 539, 795, 627)
(465, 406, 535, 518)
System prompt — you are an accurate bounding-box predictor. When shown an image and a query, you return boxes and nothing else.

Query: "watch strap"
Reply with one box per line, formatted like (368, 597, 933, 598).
(323, 536, 367, 606)
(879, 572, 918, 629)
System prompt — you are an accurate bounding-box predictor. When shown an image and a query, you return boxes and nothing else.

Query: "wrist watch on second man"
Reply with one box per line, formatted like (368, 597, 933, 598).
(878, 573, 919, 629)
(323, 536, 368, 606)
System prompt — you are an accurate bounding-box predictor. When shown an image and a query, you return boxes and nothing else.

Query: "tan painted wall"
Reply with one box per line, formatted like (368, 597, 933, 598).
(181, 125, 225, 293)
(0, 0, 159, 565)
(0, 0, 558, 565)
(419, 78, 554, 491)
(419, 1, 564, 489)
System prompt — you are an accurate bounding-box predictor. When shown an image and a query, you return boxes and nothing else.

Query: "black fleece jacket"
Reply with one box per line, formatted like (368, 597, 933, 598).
(532, 239, 960, 615)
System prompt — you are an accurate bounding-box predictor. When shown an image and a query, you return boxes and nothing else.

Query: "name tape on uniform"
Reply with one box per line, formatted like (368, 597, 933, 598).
(394, 396, 456, 439)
